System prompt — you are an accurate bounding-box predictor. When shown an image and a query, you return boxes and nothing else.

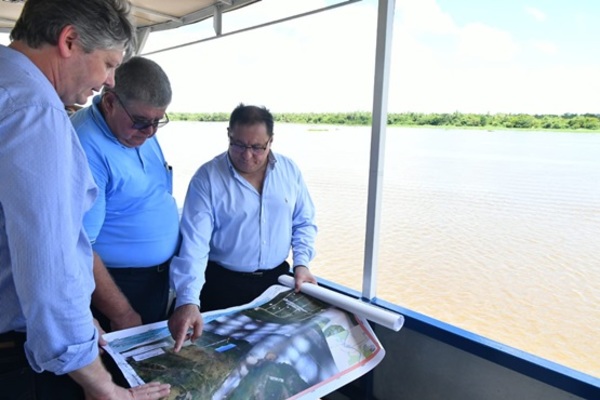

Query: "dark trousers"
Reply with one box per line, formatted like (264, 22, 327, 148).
(92, 262, 172, 333)
(200, 260, 290, 312)
(0, 331, 84, 400)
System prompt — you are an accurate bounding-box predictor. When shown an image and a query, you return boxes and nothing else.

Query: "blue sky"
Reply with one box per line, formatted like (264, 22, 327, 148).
(2, 0, 598, 114)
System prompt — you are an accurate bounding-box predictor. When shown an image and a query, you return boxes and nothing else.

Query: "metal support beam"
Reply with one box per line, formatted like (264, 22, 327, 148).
(134, 27, 151, 56)
(213, 4, 223, 36)
(362, 0, 395, 300)
(130, 5, 183, 24)
(142, 0, 362, 56)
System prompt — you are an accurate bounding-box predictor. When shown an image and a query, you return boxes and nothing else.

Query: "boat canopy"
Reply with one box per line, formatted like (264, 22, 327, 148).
(0, 0, 260, 33)
(0, 0, 362, 55)
(0, 0, 261, 52)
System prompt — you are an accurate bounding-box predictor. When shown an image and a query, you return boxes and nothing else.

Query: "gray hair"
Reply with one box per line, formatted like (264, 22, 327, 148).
(10, 0, 135, 56)
(112, 56, 172, 108)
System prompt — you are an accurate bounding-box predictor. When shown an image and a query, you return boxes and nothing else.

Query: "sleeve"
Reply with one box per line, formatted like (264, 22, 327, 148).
(79, 140, 108, 243)
(290, 162, 318, 268)
(169, 167, 214, 308)
(1, 106, 98, 374)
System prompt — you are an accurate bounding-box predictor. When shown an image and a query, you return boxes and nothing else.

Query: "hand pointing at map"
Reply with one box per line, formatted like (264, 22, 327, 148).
(168, 303, 204, 352)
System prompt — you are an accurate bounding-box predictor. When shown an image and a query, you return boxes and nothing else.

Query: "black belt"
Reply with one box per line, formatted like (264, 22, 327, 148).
(208, 260, 289, 279)
(108, 260, 170, 275)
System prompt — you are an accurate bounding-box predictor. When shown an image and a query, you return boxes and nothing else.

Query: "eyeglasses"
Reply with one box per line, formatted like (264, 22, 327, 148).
(229, 138, 272, 155)
(112, 92, 169, 135)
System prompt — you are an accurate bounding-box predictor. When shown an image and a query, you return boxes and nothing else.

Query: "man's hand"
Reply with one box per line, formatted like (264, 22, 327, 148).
(168, 304, 203, 352)
(71, 357, 170, 400)
(124, 381, 171, 399)
(86, 381, 171, 400)
(293, 266, 318, 292)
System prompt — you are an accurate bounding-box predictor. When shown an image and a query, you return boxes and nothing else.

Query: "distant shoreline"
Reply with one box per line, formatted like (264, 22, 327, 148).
(170, 111, 600, 132)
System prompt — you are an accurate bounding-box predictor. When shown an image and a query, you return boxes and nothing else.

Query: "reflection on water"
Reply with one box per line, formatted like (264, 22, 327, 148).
(159, 122, 600, 379)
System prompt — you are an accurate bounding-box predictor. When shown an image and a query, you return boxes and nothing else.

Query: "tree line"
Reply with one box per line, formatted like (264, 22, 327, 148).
(170, 111, 600, 131)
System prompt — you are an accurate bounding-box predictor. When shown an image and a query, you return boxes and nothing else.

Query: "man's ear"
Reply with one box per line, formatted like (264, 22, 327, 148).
(57, 25, 79, 57)
(101, 91, 118, 114)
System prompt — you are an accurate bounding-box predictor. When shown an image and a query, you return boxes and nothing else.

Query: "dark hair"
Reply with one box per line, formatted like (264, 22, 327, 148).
(10, 0, 135, 56)
(112, 56, 172, 108)
(228, 103, 274, 137)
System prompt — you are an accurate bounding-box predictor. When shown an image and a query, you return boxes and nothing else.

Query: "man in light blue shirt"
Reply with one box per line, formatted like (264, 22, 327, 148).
(72, 56, 179, 333)
(168, 104, 318, 351)
(0, 0, 170, 398)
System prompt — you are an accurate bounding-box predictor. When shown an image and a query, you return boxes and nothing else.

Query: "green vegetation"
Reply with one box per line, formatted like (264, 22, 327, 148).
(169, 111, 600, 131)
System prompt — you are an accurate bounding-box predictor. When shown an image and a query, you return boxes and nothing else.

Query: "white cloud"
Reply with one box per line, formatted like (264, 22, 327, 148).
(456, 22, 520, 63)
(388, 61, 600, 115)
(525, 6, 547, 22)
(530, 40, 558, 55)
(396, 0, 458, 35)
(382, 1, 595, 115)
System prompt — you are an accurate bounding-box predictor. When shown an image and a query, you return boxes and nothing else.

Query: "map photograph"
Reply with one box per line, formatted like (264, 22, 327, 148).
(104, 286, 385, 400)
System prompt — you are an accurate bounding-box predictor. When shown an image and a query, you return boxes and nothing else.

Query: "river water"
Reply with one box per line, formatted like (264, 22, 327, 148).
(158, 121, 600, 378)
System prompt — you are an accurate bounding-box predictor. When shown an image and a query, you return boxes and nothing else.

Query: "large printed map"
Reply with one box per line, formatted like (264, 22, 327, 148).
(104, 285, 386, 400)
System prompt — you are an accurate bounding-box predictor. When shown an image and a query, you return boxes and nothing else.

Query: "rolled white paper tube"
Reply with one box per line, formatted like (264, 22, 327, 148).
(278, 275, 404, 331)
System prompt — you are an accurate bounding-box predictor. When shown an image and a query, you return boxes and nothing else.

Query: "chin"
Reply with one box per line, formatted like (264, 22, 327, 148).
(237, 163, 254, 173)
(70, 97, 85, 107)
